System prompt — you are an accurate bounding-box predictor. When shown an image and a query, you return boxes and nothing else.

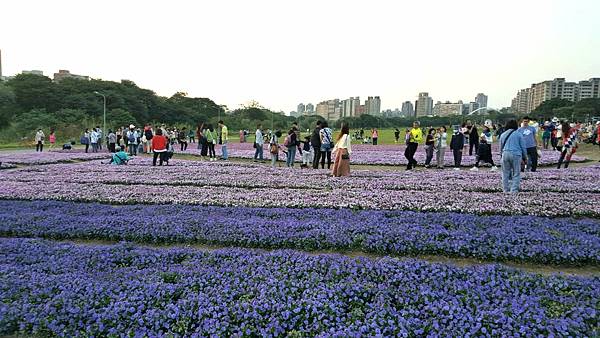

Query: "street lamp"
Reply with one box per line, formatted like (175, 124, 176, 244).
(94, 91, 106, 136)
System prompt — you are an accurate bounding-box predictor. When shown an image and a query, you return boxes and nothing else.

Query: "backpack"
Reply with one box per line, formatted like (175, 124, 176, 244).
(283, 135, 291, 147)
(144, 129, 153, 140)
(128, 132, 136, 143)
(80, 136, 89, 145)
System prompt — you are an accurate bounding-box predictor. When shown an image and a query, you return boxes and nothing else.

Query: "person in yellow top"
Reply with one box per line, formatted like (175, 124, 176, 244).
(404, 121, 423, 170)
(218, 120, 228, 160)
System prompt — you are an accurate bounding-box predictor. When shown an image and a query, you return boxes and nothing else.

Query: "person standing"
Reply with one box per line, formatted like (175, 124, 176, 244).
(311, 121, 322, 169)
(151, 129, 168, 166)
(518, 116, 538, 172)
(542, 122, 551, 150)
(404, 121, 423, 170)
(499, 119, 527, 193)
(466, 121, 479, 156)
(450, 126, 464, 170)
(107, 129, 117, 153)
(96, 126, 103, 150)
(394, 128, 400, 143)
(188, 128, 195, 143)
(332, 123, 351, 177)
(372, 128, 379, 145)
(218, 120, 228, 160)
(319, 121, 333, 169)
(81, 129, 90, 153)
(48, 129, 56, 150)
(144, 125, 154, 154)
(300, 136, 313, 168)
(90, 128, 100, 153)
(435, 126, 448, 169)
(269, 130, 282, 168)
(254, 124, 264, 162)
(285, 129, 297, 168)
(204, 124, 217, 161)
(126, 125, 138, 156)
(34, 129, 45, 152)
(424, 128, 436, 168)
(178, 128, 188, 151)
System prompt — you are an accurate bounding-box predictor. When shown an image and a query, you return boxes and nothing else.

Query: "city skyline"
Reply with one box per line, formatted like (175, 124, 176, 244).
(2, 0, 600, 113)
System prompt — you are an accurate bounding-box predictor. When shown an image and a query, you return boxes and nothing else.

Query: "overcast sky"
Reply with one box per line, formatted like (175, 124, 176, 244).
(2, 0, 599, 112)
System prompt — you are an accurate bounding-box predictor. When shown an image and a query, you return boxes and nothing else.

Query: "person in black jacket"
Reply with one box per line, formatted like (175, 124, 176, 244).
(466, 121, 479, 156)
(450, 126, 464, 170)
(311, 121, 322, 169)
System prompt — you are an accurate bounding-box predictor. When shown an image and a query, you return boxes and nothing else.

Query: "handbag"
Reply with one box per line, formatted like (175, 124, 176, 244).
(270, 144, 278, 154)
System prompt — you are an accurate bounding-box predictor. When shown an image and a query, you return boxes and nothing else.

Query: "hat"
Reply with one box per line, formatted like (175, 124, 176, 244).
(116, 146, 122, 151)
(552, 117, 558, 123)
(596, 121, 600, 125)
(129, 124, 135, 129)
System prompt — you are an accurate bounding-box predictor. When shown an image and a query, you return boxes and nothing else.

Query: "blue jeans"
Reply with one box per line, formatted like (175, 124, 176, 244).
(221, 143, 228, 160)
(286, 146, 296, 167)
(254, 144, 263, 160)
(501, 151, 522, 193)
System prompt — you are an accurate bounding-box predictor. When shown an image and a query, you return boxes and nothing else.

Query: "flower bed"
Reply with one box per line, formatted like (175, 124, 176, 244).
(0, 150, 111, 165)
(1, 200, 598, 265)
(187, 143, 586, 167)
(1, 238, 597, 337)
(1, 161, 598, 217)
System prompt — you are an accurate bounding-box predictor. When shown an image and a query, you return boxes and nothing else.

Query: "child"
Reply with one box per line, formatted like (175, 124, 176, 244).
(471, 135, 497, 171)
(450, 126, 464, 170)
(300, 136, 313, 168)
(164, 140, 175, 165)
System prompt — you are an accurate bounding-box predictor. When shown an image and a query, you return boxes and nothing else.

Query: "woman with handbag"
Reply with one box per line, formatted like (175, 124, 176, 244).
(332, 123, 351, 177)
(269, 130, 282, 168)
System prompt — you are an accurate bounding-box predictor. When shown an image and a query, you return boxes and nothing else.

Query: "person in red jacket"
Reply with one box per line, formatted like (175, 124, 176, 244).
(151, 129, 168, 166)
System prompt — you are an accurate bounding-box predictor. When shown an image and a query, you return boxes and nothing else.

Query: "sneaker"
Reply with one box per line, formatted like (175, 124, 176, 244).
(470, 167, 478, 171)
(453, 167, 460, 171)
(491, 166, 498, 171)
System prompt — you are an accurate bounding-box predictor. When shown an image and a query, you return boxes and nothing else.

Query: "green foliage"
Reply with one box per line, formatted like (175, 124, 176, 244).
(106, 108, 138, 130)
(0, 83, 17, 126)
(533, 98, 600, 121)
(15, 109, 58, 137)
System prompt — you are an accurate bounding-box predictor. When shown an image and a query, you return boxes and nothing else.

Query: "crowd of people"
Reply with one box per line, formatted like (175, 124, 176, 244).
(28, 115, 600, 182)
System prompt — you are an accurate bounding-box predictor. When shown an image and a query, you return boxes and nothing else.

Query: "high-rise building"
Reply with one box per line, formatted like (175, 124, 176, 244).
(511, 88, 531, 115)
(364, 96, 381, 115)
(511, 77, 600, 114)
(401, 101, 414, 117)
(415, 92, 433, 117)
(433, 101, 464, 117)
(297, 103, 305, 115)
(53, 69, 90, 83)
(316, 99, 342, 121)
(342, 96, 360, 117)
(305, 103, 314, 114)
(475, 93, 488, 109)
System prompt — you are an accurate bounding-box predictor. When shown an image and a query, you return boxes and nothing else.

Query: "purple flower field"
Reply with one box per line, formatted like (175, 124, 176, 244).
(1, 238, 597, 337)
(0, 149, 110, 165)
(1, 160, 598, 217)
(0, 147, 598, 335)
(187, 143, 587, 167)
(1, 200, 597, 265)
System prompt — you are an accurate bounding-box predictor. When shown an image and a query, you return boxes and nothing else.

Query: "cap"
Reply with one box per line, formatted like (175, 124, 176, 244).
(129, 124, 135, 129)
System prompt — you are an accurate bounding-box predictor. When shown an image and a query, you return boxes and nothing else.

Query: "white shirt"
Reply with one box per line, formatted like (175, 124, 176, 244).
(255, 129, 264, 145)
(334, 134, 352, 154)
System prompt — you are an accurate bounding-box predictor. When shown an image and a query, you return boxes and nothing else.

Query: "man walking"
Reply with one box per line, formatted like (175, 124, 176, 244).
(311, 121, 322, 169)
(218, 120, 228, 160)
(404, 121, 423, 170)
(254, 123, 264, 162)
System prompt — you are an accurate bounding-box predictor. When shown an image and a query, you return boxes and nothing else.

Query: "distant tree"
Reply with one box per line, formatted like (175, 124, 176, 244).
(7, 74, 58, 113)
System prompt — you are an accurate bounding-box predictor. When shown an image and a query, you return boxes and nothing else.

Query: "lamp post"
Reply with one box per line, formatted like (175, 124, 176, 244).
(94, 91, 106, 136)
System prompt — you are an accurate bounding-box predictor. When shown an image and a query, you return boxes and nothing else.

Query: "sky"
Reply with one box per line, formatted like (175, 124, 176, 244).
(2, 0, 599, 113)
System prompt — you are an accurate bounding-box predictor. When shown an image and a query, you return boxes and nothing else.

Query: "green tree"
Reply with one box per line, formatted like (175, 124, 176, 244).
(0, 83, 17, 127)
(15, 109, 58, 137)
(7, 74, 58, 113)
